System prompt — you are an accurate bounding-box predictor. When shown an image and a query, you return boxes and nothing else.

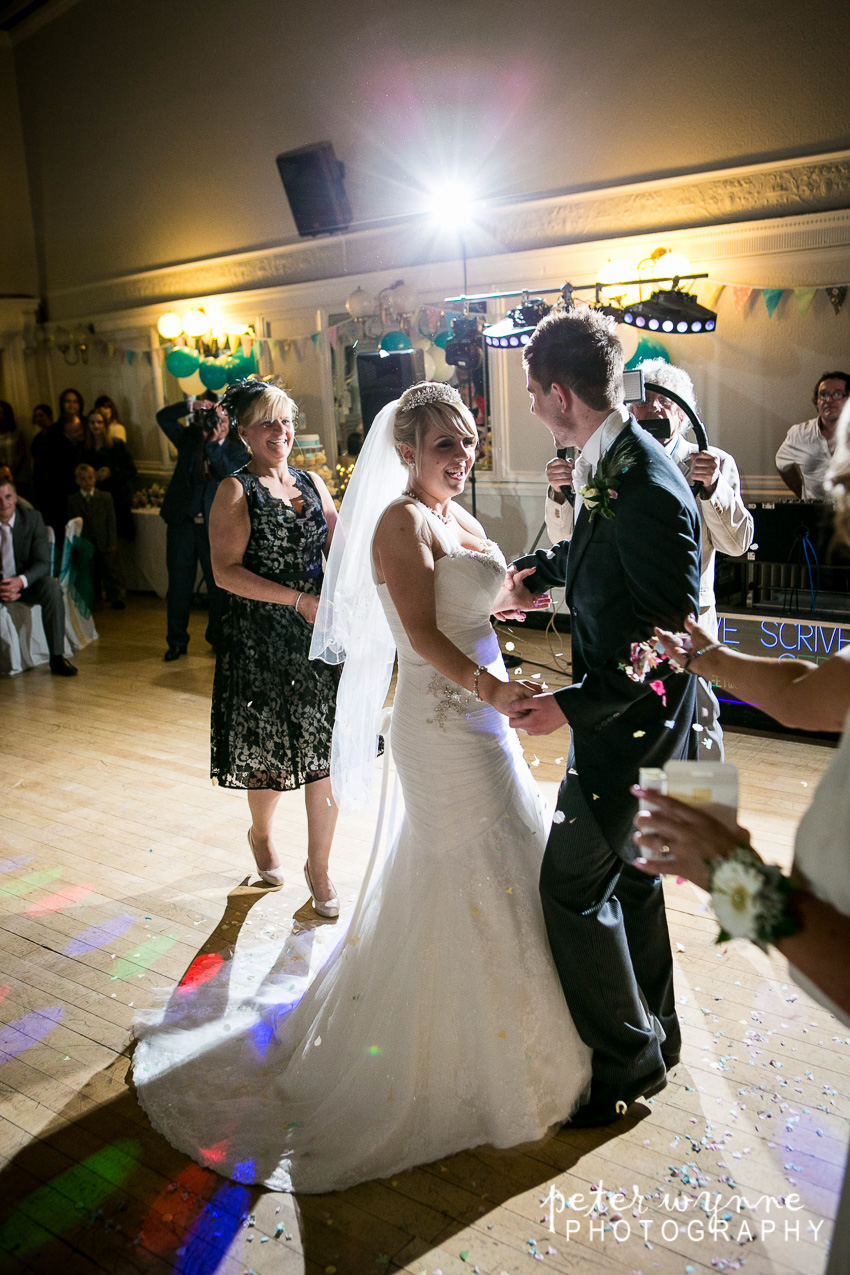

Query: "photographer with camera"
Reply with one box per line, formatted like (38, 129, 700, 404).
(157, 394, 248, 661)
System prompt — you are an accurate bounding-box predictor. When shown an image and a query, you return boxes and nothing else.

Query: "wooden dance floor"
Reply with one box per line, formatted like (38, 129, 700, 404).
(1, 598, 848, 1274)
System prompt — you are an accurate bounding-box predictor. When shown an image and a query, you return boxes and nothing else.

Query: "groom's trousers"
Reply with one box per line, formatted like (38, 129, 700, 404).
(539, 760, 681, 1085)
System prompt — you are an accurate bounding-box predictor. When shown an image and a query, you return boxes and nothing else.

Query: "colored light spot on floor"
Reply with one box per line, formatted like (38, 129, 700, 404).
(199, 1139, 230, 1167)
(0, 855, 33, 875)
(0, 986, 9, 1006)
(0, 1137, 140, 1258)
(26, 884, 94, 916)
(369, 1045, 382, 1055)
(177, 952, 224, 994)
(111, 934, 178, 980)
(249, 1018, 275, 1057)
(64, 914, 135, 957)
(0, 868, 63, 898)
(176, 1181, 249, 1275)
(231, 1159, 256, 1184)
(138, 1163, 218, 1257)
(0, 1006, 63, 1064)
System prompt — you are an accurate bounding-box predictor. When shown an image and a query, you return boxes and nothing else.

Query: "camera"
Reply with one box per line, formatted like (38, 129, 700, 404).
(445, 315, 485, 371)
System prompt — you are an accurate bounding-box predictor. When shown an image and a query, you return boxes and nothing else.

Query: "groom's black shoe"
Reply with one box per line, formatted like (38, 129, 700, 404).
(565, 1064, 667, 1129)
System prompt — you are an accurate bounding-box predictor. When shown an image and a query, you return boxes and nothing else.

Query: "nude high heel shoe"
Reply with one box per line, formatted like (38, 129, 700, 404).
(304, 863, 340, 918)
(247, 829, 285, 887)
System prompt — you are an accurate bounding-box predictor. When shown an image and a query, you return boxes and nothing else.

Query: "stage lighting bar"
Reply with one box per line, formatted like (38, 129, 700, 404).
(621, 288, 717, 334)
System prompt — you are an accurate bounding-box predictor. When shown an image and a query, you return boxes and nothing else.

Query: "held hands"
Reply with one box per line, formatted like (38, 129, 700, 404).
(483, 675, 538, 717)
(545, 455, 574, 505)
(688, 451, 720, 494)
(0, 575, 24, 602)
(507, 691, 567, 736)
(631, 786, 754, 890)
(95, 466, 111, 482)
(492, 565, 552, 623)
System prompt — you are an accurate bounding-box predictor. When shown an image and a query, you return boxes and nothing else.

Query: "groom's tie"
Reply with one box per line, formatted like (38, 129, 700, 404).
(572, 452, 593, 518)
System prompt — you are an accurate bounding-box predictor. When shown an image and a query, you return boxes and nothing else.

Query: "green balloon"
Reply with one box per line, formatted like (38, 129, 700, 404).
(433, 330, 450, 349)
(165, 347, 200, 379)
(199, 358, 229, 391)
(236, 350, 258, 376)
(380, 330, 413, 353)
(223, 356, 244, 384)
(625, 336, 670, 370)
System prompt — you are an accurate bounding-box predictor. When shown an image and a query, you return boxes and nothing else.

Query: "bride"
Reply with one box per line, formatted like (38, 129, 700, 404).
(133, 382, 591, 1193)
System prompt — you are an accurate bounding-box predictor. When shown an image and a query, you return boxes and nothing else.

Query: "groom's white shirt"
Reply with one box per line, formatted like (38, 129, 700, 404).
(571, 405, 630, 519)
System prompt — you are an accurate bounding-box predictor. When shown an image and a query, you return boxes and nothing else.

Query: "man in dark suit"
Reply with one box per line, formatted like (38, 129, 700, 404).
(157, 395, 248, 660)
(0, 474, 77, 675)
(508, 308, 700, 1126)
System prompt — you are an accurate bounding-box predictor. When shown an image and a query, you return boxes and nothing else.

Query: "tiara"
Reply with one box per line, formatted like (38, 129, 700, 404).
(399, 382, 463, 410)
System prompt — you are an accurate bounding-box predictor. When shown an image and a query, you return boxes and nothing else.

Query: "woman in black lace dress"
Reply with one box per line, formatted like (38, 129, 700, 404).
(209, 379, 341, 916)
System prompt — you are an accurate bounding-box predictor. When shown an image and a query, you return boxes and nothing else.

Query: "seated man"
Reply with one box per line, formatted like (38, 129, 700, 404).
(0, 473, 77, 675)
(775, 371, 850, 499)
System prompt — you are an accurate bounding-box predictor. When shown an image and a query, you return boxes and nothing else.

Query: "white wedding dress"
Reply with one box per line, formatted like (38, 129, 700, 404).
(133, 508, 591, 1193)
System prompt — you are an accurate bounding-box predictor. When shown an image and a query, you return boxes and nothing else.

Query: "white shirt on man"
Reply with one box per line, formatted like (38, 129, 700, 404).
(775, 418, 835, 500)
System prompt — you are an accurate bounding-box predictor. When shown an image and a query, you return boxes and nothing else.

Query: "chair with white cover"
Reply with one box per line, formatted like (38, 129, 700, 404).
(0, 527, 61, 676)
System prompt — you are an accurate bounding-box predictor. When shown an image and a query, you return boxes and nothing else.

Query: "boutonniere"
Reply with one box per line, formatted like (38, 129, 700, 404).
(578, 443, 640, 521)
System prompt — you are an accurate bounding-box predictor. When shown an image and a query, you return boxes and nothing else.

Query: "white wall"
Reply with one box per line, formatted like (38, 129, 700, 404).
(0, 37, 38, 296)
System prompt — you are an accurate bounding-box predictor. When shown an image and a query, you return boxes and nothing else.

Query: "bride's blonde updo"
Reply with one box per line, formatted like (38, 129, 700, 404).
(393, 382, 477, 465)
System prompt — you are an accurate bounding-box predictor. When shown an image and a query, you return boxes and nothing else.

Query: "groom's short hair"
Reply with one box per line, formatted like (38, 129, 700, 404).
(523, 307, 624, 411)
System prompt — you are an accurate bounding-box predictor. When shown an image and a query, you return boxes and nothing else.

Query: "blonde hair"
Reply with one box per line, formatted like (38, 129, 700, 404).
(393, 383, 477, 466)
(75, 463, 95, 481)
(238, 383, 297, 431)
(827, 400, 850, 550)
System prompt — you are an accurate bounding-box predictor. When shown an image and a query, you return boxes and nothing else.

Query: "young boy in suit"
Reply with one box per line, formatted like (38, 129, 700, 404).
(68, 463, 125, 609)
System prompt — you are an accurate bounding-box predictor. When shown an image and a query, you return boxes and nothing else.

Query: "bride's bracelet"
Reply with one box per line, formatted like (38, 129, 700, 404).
(294, 591, 303, 616)
(472, 665, 488, 701)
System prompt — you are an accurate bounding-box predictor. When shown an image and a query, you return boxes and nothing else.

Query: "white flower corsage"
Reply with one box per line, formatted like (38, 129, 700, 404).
(710, 845, 799, 951)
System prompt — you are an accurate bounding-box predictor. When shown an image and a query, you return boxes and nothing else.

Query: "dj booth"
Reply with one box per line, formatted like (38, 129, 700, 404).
(717, 499, 850, 619)
(715, 500, 849, 734)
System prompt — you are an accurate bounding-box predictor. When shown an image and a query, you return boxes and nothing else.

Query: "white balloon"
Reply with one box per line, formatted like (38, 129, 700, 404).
(423, 350, 436, 380)
(429, 347, 454, 383)
(177, 371, 206, 395)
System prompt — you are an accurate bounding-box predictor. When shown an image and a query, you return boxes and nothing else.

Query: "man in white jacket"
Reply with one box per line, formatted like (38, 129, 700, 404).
(543, 358, 753, 756)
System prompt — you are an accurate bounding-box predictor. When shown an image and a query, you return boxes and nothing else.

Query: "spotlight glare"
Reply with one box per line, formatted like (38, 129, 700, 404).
(426, 180, 476, 229)
(648, 318, 660, 330)
(635, 316, 646, 328)
(662, 320, 675, 332)
(691, 321, 703, 332)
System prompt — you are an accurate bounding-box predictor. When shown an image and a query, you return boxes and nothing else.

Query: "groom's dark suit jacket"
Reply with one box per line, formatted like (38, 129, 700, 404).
(516, 420, 701, 854)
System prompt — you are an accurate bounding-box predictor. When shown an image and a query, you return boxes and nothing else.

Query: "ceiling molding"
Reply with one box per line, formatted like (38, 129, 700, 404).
(44, 151, 850, 323)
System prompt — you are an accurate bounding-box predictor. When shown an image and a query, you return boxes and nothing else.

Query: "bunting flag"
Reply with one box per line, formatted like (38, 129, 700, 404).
(700, 282, 725, 310)
(328, 326, 340, 349)
(732, 286, 753, 315)
(125, 350, 135, 365)
(310, 332, 322, 350)
(827, 286, 847, 316)
(794, 288, 817, 317)
(762, 288, 784, 318)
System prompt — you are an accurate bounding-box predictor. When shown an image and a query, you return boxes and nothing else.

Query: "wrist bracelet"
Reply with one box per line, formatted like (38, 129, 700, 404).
(472, 665, 488, 701)
(709, 844, 800, 952)
(683, 641, 724, 674)
(294, 592, 303, 616)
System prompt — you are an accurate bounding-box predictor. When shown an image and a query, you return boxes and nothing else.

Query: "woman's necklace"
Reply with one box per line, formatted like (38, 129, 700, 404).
(403, 489, 451, 524)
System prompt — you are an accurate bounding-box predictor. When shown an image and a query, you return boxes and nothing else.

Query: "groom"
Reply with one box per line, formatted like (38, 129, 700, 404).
(508, 308, 701, 1126)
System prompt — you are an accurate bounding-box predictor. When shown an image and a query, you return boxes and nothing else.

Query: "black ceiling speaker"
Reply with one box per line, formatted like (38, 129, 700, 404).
(275, 142, 353, 237)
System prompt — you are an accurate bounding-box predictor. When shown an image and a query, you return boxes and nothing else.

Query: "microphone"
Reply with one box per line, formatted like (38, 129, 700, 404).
(556, 448, 575, 506)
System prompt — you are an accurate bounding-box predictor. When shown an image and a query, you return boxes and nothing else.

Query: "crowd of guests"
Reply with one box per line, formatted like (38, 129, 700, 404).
(0, 389, 138, 676)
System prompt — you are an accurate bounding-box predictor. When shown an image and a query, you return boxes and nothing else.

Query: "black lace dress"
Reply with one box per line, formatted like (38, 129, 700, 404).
(211, 469, 338, 790)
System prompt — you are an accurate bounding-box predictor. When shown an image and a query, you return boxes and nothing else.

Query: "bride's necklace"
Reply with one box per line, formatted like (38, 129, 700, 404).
(403, 489, 451, 525)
